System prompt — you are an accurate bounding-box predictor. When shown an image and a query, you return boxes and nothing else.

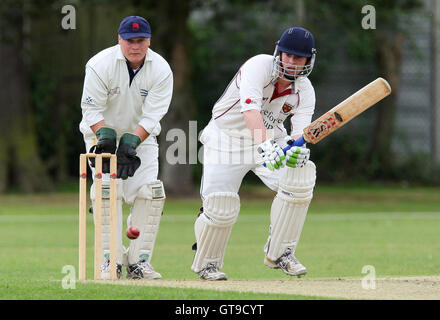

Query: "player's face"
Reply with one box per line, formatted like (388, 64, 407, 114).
(280, 52, 308, 76)
(118, 36, 150, 67)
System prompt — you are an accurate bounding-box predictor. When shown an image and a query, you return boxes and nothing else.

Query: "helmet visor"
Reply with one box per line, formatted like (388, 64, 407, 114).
(273, 55, 315, 81)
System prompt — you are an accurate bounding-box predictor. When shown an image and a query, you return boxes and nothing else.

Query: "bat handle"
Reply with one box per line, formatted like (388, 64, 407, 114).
(283, 135, 306, 153)
(262, 136, 306, 167)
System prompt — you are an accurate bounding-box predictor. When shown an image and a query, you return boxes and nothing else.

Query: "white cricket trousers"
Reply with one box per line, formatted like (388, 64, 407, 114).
(199, 120, 285, 198)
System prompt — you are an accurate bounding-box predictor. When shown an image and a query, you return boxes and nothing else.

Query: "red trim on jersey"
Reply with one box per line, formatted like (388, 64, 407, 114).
(290, 91, 301, 133)
(264, 80, 272, 89)
(235, 70, 241, 89)
(214, 71, 240, 106)
(270, 82, 293, 102)
(214, 100, 240, 120)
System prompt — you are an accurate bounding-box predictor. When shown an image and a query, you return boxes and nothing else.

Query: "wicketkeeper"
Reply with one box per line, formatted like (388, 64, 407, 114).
(79, 16, 173, 280)
(192, 27, 317, 280)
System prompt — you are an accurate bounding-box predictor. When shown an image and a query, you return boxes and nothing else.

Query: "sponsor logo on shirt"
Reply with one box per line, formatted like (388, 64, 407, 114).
(261, 110, 284, 130)
(108, 87, 120, 97)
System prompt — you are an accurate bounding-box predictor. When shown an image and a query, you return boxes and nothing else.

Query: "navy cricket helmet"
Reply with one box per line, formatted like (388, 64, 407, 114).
(273, 27, 317, 81)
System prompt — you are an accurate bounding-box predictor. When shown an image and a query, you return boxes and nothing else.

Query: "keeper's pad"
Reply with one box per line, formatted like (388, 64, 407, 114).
(264, 161, 316, 261)
(191, 192, 240, 273)
(127, 180, 166, 264)
(91, 180, 124, 264)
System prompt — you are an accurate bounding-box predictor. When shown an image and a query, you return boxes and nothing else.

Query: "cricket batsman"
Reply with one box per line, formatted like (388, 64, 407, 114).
(192, 27, 317, 280)
(79, 16, 173, 279)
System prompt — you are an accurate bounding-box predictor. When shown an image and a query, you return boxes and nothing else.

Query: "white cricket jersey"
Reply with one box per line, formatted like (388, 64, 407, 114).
(79, 44, 173, 144)
(211, 54, 315, 141)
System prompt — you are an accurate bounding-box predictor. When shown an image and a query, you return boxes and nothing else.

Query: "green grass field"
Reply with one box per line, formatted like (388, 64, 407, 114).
(0, 183, 439, 300)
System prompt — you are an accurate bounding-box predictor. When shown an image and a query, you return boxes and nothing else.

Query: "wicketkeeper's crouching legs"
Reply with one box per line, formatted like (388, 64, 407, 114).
(126, 180, 166, 279)
(264, 161, 316, 277)
(191, 192, 240, 280)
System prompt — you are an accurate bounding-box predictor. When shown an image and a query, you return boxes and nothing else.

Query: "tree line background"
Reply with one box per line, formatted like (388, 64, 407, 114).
(0, 0, 438, 195)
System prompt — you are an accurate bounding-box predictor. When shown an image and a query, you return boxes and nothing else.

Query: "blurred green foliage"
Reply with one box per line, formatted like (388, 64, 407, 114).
(0, 0, 438, 193)
(311, 131, 440, 185)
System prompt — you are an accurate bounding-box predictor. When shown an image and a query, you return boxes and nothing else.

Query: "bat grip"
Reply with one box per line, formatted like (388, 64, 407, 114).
(262, 135, 306, 167)
(283, 135, 305, 153)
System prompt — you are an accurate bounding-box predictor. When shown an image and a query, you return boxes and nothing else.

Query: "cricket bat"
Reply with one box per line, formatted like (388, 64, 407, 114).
(286, 77, 392, 150)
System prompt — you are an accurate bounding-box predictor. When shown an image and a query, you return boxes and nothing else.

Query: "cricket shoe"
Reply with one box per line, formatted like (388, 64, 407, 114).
(264, 250, 307, 277)
(198, 263, 227, 281)
(126, 260, 162, 280)
(100, 260, 122, 280)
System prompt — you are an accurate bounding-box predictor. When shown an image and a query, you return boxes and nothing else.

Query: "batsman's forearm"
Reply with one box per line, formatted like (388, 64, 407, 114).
(242, 110, 267, 144)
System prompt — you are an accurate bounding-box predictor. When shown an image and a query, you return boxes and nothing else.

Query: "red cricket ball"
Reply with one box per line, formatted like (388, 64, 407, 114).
(126, 226, 140, 240)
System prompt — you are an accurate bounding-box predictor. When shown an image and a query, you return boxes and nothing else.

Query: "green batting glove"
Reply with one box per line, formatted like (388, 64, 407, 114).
(285, 146, 310, 168)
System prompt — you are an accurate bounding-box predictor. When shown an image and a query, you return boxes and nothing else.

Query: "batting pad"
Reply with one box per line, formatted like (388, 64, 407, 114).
(127, 180, 166, 265)
(90, 180, 124, 264)
(191, 192, 240, 273)
(265, 161, 316, 261)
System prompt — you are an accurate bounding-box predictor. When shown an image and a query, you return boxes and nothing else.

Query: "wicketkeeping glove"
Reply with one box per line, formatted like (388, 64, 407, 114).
(116, 133, 141, 180)
(89, 127, 117, 173)
(257, 139, 285, 171)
